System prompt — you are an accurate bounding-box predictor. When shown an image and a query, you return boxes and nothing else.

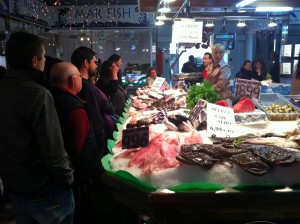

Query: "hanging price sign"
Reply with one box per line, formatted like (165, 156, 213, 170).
(234, 78, 261, 99)
(122, 126, 149, 149)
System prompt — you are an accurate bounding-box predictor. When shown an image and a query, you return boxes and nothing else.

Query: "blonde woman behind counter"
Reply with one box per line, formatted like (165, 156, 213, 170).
(146, 66, 170, 90)
(206, 44, 232, 100)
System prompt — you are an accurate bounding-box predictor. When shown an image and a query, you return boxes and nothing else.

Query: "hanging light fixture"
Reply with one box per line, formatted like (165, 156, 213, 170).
(237, 20, 246, 27)
(158, 2, 171, 13)
(205, 21, 214, 27)
(155, 20, 164, 26)
(156, 12, 167, 21)
(268, 19, 277, 27)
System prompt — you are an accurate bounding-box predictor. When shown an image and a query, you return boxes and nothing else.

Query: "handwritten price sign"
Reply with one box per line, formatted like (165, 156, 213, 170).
(122, 126, 149, 149)
(207, 103, 237, 138)
(234, 78, 261, 99)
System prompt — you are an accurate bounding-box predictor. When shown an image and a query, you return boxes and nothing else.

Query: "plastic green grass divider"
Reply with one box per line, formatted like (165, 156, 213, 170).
(168, 182, 225, 193)
(115, 170, 157, 192)
(116, 123, 122, 131)
(107, 139, 116, 154)
(101, 154, 113, 174)
(119, 117, 125, 124)
(232, 183, 283, 191)
(122, 111, 127, 118)
(124, 107, 129, 112)
(113, 131, 118, 140)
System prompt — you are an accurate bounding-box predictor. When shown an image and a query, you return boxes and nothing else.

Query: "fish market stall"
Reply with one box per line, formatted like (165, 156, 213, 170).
(101, 83, 300, 223)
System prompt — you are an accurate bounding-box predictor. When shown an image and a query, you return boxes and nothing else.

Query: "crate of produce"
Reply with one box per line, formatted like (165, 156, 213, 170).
(252, 93, 299, 121)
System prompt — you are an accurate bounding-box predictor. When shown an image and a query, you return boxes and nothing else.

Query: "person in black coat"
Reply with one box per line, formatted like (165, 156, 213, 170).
(181, 55, 198, 73)
(235, 60, 252, 80)
(269, 51, 280, 83)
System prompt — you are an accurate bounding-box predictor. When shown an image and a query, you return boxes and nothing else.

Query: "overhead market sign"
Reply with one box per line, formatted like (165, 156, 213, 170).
(172, 21, 203, 43)
(50, 5, 154, 28)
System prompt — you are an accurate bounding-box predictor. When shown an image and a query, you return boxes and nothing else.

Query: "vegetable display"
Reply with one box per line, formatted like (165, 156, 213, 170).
(186, 80, 220, 110)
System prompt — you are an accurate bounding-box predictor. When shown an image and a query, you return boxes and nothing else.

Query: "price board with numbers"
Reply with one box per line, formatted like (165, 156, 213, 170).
(207, 103, 237, 138)
(188, 99, 207, 123)
(122, 126, 149, 149)
(234, 78, 261, 99)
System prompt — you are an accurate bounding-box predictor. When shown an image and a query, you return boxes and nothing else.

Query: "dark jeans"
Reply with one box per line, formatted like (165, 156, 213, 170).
(9, 189, 74, 224)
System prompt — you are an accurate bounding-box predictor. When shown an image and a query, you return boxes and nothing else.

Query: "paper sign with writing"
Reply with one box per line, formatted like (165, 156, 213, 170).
(148, 77, 165, 98)
(234, 78, 261, 99)
(188, 99, 207, 123)
(207, 103, 237, 138)
(122, 126, 149, 149)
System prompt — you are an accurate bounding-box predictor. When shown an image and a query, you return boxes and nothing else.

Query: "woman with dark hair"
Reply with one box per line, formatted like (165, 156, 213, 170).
(235, 60, 252, 80)
(290, 53, 300, 95)
(108, 54, 123, 85)
(96, 60, 126, 116)
(251, 58, 267, 81)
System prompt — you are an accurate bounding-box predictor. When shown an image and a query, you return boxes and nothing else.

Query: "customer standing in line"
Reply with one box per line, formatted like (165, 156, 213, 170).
(206, 43, 232, 100)
(96, 60, 126, 117)
(251, 58, 267, 81)
(71, 46, 105, 156)
(0, 31, 74, 224)
(50, 62, 102, 224)
(108, 54, 124, 85)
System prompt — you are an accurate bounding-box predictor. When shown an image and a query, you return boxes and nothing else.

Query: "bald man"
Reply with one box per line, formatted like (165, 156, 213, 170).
(50, 62, 102, 223)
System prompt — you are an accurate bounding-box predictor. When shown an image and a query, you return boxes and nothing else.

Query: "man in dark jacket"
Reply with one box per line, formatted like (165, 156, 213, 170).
(50, 62, 102, 224)
(0, 32, 74, 223)
(181, 55, 198, 73)
(71, 47, 105, 156)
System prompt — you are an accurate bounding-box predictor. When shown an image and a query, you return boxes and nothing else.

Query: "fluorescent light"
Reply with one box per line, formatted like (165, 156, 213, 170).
(156, 13, 167, 20)
(163, 0, 175, 3)
(237, 20, 246, 27)
(236, 0, 257, 8)
(237, 9, 246, 13)
(256, 7, 293, 12)
(158, 7, 171, 13)
(155, 20, 164, 26)
(205, 21, 214, 27)
(268, 20, 277, 27)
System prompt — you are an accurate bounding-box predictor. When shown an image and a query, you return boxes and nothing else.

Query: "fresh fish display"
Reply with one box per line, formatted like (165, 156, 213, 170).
(177, 143, 300, 176)
(243, 137, 300, 149)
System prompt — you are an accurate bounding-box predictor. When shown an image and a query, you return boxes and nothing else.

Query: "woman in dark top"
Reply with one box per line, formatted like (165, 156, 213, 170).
(235, 60, 252, 80)
(96, 60, 126, 116)
(251, 58, 267, 81)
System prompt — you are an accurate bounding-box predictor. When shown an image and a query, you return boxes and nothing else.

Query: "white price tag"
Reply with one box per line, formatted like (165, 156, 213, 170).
(207, 103, 237, 138)
(234, 78, 261, 99)
(148, 77, 166, 98)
